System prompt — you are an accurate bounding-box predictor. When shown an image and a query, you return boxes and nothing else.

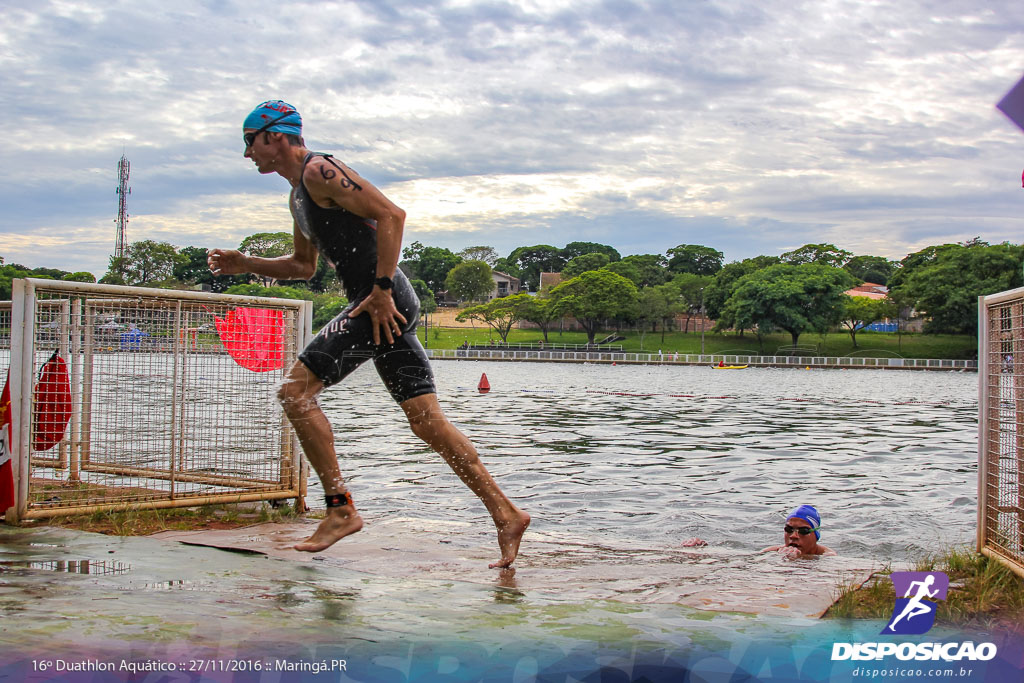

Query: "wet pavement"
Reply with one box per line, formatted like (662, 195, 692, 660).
(151, 517, 887, 618)
(2, 522, 1023, 682)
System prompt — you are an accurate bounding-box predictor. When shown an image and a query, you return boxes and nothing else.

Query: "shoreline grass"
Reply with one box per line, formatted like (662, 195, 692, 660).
(39, 501, 301, 536)
(826, 546, 1024, 634)
(416, 325, 977, 360)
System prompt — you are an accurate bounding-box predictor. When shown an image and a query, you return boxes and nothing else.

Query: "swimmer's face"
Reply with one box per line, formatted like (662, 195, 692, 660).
(783, 517, 818, 554)
(243, 129, 278, 174)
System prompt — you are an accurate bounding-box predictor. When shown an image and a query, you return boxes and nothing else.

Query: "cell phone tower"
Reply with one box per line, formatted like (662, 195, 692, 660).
(114, 154, 131, 271)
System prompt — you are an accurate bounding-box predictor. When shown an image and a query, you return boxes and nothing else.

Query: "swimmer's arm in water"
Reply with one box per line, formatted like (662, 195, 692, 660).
(207, 219, 318, 281)
(761, 545, 837, 557)
(302, 156, 407, 345)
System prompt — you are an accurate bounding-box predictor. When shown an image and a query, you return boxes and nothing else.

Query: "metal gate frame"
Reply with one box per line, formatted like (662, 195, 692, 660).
(977, 286, 1024, 579)
(5, 278, 313, 521)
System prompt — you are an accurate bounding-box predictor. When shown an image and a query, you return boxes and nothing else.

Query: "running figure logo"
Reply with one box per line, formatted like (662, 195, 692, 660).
(882, 571, 949, 635)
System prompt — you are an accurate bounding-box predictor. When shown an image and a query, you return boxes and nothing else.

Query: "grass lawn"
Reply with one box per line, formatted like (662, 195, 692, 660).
(416, 323, 978, 360)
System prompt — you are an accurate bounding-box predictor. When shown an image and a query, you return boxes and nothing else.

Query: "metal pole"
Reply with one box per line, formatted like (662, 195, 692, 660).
(700, 288, 706, 356)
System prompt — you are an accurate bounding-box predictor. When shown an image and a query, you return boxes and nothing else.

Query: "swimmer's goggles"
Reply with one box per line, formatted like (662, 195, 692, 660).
(244, 111, 296, 148)
(784, 525, 820, 536)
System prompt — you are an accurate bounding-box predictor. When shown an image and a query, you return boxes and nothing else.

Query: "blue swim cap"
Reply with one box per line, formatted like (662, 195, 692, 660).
(788, 504, 821, 540)
(243, 100, 302, 135)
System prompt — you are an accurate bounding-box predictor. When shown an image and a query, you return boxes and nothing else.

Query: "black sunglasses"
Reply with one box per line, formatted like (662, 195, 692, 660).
(784, 525, 817, 536)
(244, 111, 296, 148)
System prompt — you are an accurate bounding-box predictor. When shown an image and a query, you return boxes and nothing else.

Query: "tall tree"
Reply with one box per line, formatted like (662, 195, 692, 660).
(402, 240, 427, 263)
(117, 240, 186, 286)
(519, 295, 559, 342)
(887, 243, 958, 290)
(408, 246, 462, 296)
(839, 296, 896, 347)
(458, 246, 499, 266)
(456, 293, 533, 343)
(562, 252, 611, 279)
(446, 260, 494, 302)
(619, 254, 669, 288)
(780, 243, 853, 269)
(601, 260, 642, 286)
(635, 285, 671, 349)
(237, 232, 293, 286)
(891, 242, 1023, 334)
(671, 273, 713, 333)
(238, 231, 293, 257)
(666, 244, 724, 276)
(844, 255, 896, 286)
(703, 255, 781, 320)
(506, 245, 566, 291)
(561, 241, 621, 262)
(720, 263, 856, 347)
(62, 271, 96, 283)
(410, 279, 437, 315)
(549, 270, 638, 344)
(492, 256, 519, 279)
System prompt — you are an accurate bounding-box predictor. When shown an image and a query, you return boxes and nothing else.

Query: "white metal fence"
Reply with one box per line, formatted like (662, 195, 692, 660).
(3, 279, 312, 520)
(978, 286, 1024, 578)
(426, 348, 977, 370)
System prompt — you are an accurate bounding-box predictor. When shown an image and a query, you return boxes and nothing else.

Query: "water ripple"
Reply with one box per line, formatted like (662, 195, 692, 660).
(303, 362, 980, 562)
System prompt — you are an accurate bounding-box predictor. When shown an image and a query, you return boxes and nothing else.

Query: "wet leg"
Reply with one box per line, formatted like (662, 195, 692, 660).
(277, 361, 362, 551)
(401, 393, 530, 568)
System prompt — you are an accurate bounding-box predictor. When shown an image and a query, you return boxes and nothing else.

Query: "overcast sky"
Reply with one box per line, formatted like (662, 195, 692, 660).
(3, 0, 1023, 278)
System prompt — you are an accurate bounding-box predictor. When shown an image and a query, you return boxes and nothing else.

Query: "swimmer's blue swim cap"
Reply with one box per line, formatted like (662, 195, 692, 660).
(244, 100, 302, 135)
(788, 504, 821, 540)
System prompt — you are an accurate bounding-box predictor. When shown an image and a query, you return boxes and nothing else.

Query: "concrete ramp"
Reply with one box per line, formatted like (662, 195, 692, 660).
(150, 517, 888, 618)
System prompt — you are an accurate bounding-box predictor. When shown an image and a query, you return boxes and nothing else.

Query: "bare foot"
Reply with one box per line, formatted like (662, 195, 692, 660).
(294, 506, 363, 552)
(489, 508, 531, 569)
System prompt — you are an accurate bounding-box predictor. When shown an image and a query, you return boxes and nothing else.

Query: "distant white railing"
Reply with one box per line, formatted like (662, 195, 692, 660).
(424, 348, 977, 370)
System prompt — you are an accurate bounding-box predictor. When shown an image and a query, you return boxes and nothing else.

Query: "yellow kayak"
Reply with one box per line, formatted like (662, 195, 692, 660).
(712, 364, 748, 370)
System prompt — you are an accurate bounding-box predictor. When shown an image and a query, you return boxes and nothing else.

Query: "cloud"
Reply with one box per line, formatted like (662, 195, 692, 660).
(1, 0, 1022, 277)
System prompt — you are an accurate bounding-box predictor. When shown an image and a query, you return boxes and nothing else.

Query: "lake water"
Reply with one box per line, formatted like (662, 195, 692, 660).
(2, 357, 1001, 682)
(316, 360, 979, 562)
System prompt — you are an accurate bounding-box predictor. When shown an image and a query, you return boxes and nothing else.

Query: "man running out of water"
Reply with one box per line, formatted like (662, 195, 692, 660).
(208, 100, 529, 568)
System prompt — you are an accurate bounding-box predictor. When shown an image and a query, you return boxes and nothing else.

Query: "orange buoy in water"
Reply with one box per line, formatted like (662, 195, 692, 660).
(478, 373, 490, 393)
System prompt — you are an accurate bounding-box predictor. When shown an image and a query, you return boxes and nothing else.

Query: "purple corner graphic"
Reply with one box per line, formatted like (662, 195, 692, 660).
(997, 73, 1024, 133)
(882, 571, 949, 636)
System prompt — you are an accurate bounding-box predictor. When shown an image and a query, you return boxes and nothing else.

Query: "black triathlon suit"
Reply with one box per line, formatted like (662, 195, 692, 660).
(292, 152, 435, 403)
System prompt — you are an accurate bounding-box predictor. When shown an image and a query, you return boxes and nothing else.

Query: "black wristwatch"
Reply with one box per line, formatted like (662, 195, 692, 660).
(374, 276, 394, 290)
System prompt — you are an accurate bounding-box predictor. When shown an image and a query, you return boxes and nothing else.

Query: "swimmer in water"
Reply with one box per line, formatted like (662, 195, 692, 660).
(762, 504, 835, 557)
(208, 101, 529, 568)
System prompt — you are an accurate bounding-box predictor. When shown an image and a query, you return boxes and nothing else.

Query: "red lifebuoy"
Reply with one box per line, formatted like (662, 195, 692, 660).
(1, 371, 14, 511)
(32, 351, 72, 452)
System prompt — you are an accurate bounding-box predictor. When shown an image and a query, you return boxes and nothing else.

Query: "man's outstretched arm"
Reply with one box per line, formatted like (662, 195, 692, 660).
(208, 221, 318, 281)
